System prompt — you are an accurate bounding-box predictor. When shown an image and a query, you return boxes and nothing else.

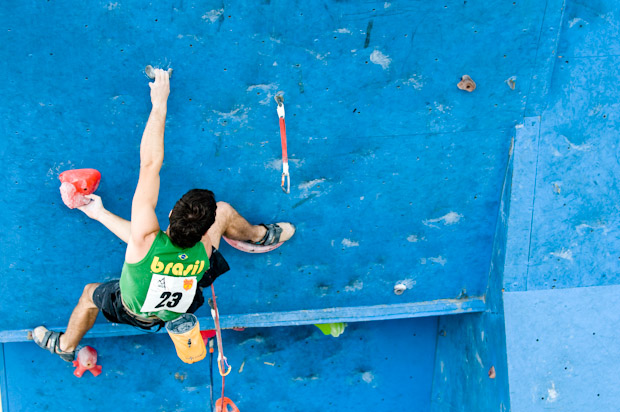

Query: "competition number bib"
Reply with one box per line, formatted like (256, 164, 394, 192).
(140, 274, 198, 313)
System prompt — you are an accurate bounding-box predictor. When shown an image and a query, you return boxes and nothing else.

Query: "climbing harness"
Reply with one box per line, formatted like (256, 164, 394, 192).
(275, 94, 290, 194)
(209, 284, 240, 412)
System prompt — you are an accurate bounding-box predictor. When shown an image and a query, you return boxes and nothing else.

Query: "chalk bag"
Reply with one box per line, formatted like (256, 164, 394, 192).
(166, 313, 206, 364)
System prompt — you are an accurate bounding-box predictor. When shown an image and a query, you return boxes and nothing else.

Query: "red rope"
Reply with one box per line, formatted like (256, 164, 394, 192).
(220, 374, 225, 412)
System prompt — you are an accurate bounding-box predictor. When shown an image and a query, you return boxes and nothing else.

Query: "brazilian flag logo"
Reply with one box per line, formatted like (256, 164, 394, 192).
(178, 253, 188, 260)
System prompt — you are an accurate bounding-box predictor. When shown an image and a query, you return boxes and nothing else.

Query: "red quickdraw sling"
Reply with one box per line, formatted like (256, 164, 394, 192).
(275, 94, 290, 194)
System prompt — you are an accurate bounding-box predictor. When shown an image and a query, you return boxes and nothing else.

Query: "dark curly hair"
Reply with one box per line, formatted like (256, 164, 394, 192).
(168, 189, 217, 249)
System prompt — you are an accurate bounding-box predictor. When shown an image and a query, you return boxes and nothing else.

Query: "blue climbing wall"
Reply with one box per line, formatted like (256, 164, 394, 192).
(1, 0, 548, 337)
(503, 0, 620, 410)
(5, 0, 618, 410)
(1, 0, 522, 409)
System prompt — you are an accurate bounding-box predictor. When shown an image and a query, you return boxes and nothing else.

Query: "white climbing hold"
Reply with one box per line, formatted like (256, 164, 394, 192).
(394, 283, 407, 295)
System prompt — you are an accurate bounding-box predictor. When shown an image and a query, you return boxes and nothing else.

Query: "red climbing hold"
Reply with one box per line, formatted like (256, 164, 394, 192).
(216, 397, 240, 412)
(59, 168, 101, 209)
(201, 329, 217, 344)
(72, 346, 102, 378)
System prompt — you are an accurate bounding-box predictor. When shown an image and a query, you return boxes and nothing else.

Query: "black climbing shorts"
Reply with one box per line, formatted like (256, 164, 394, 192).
(92, 247, 230, 330)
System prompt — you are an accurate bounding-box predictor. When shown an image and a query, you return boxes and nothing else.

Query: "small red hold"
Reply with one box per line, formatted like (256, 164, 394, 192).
(59, 168, 101, 209)
(201, 329, 216, 345)
(73, 346, 102, 378)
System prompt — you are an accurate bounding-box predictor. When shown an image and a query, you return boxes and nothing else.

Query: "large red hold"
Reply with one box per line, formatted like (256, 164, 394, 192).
(59, 168, 101, 209)
(73, 346, 102, 378)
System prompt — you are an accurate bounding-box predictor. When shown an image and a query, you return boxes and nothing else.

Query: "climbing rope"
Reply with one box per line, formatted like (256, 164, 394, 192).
(209, 338, 215, 412)
(275, 94, 290, 194)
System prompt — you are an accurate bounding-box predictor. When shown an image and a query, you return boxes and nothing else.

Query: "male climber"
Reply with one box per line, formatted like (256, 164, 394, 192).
(33, 68, 295, 361)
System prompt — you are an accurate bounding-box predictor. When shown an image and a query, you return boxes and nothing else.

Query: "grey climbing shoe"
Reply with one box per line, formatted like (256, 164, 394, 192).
(32, 326, 75, 363)
(252, 223, 295, 245)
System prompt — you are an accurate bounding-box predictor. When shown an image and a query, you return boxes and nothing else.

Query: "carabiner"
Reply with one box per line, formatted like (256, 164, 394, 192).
(281, 172, 290, 194)
(218, 354, 232, 377)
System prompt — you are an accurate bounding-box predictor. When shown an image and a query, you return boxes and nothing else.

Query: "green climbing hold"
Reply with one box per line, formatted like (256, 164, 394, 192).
(314, 323, 347, 337)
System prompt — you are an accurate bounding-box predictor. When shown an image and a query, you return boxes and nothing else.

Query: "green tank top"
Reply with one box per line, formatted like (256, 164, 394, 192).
(120, 231, 210, 321)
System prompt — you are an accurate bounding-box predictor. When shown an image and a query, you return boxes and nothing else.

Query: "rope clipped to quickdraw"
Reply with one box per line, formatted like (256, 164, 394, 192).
(210, 285, 231, 377)
(275, 94, 290, 194)
(209, 284, 240, 412)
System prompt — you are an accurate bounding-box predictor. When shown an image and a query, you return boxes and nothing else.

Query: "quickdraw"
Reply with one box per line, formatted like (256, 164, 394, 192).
(210, 285, 231, 377)
(275, 94, 290, 194)
(209, 284, 240, 412)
